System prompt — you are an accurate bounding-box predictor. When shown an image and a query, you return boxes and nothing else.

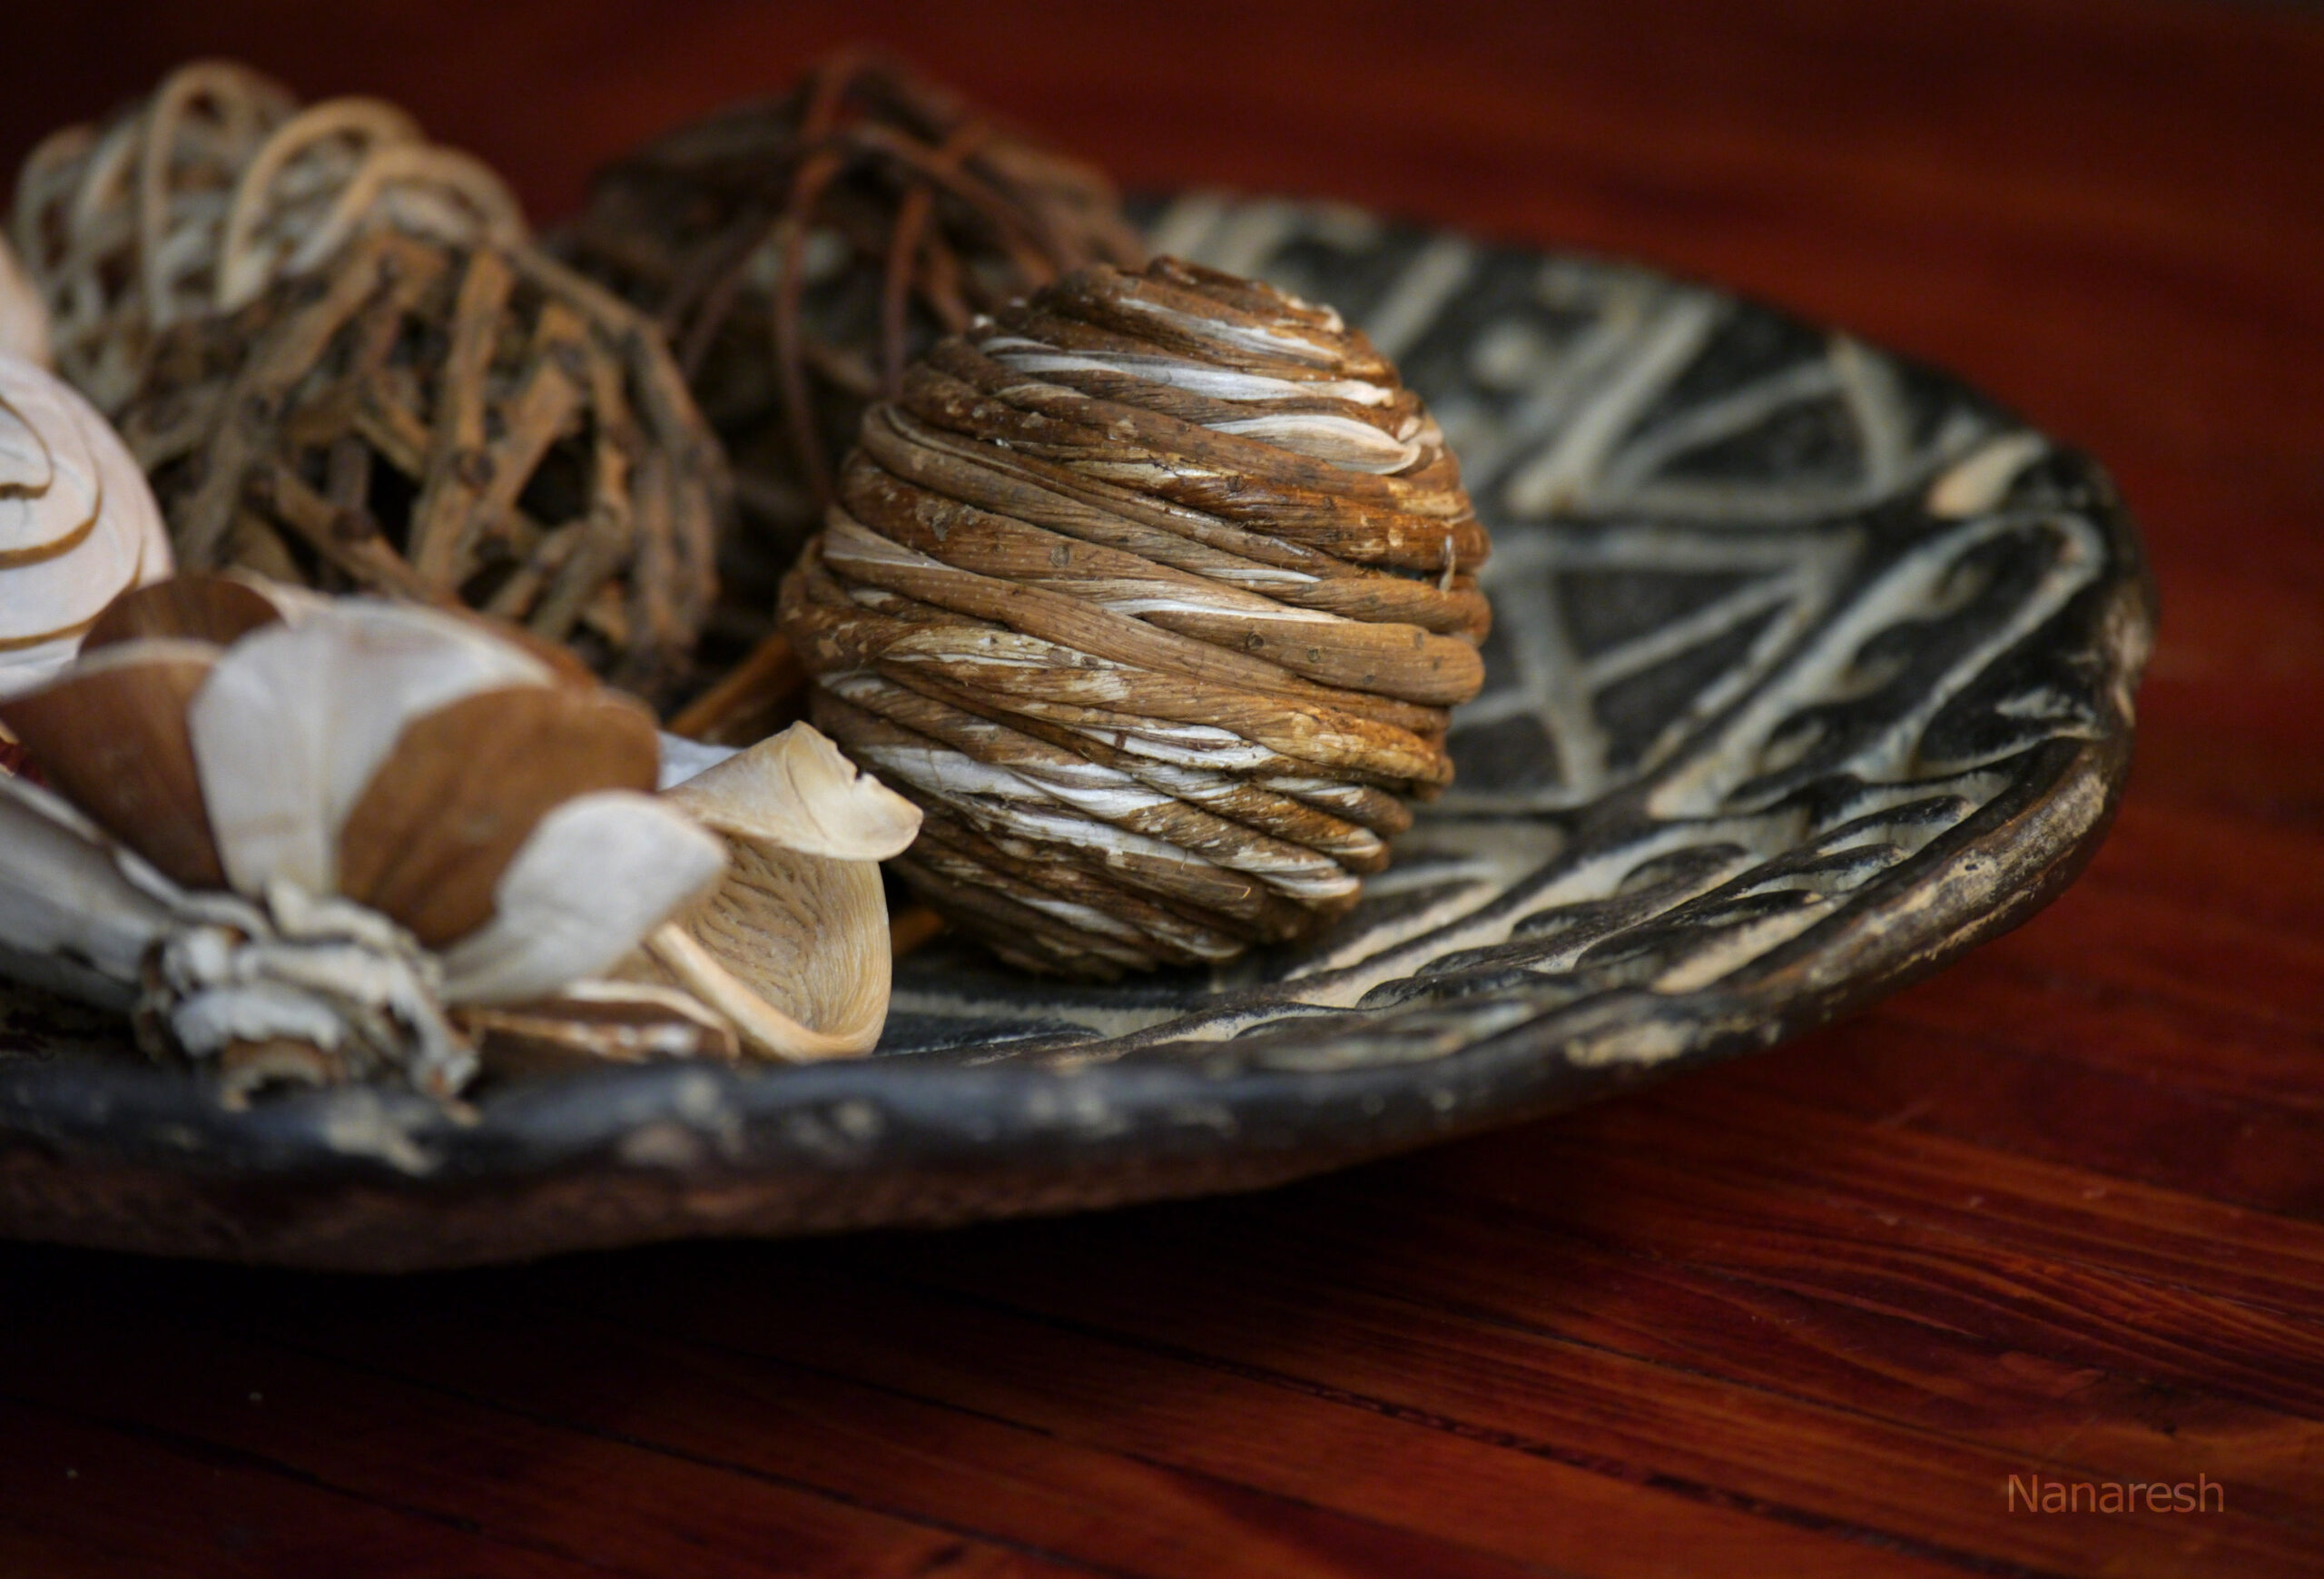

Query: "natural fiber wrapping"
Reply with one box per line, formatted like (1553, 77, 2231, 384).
(783, 257, 1491, 977)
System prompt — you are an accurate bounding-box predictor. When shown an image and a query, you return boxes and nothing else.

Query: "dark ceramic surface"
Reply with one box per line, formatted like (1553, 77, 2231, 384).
(0, 199, 2153, 1268)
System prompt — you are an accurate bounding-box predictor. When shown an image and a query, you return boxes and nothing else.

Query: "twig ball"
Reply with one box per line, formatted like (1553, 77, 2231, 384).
(117, 232, 725, 706)
(557, 52, 1147, 646)
(11, 61, 524, 419)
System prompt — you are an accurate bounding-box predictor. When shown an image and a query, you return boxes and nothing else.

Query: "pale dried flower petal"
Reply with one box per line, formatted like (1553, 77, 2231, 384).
(438, 791, 727, 1006)
(0, 234, 49, 367)
(665, 719, 919, 860)
(188, 600, 552, 897)
(0, 354, 171, 698)
(0, 773, 172, 1008)
(649, 723, 922, 1061)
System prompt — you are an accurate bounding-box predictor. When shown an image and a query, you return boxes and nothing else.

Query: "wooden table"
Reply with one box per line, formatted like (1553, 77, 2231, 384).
(4, 2, 2320, 1574)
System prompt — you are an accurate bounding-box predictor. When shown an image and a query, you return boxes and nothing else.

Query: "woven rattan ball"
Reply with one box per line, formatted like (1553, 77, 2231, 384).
(557, 51, 1146, 642)
(119, 231, 724, 706)
(11, 60, 524, 419)
(780, 257, 1492, 978)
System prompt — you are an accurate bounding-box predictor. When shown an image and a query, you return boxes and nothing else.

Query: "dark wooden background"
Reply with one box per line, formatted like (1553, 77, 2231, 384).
(4, 1, 2321, 1574)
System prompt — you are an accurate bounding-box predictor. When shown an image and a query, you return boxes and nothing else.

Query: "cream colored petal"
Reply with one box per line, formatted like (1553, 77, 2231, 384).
(0, 505, 142, 652)
(649, 723, 917, 1063)
(655, 732, 738, 791)
(0, 356, 99, 562)
(665, 722, 921, 860)
(190, 600, 553, 897)
(0, 357, 173, 696)
(54, 370, 172, 590)
(0, 380, 51, 492)
(644, 923, 879, 1062)
(0, 771, 172, 1006)
(0, 236, 51, 369)
(438, 791, 726, 1006)
(0, 632, 83, 698)
(0, 528, 163, 676)
(335, 682, 660, 949)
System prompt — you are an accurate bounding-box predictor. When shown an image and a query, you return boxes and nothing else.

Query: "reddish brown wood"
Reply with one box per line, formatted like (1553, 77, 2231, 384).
(3, 1, 2322, 1574)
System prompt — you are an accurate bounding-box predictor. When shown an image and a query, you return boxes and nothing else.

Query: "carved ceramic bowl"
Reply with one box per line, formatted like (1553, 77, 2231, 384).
(0, 198, 2153, 1268)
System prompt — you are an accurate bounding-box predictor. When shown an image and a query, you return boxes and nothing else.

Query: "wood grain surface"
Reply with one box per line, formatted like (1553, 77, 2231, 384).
(3, 1, 2320, 1574)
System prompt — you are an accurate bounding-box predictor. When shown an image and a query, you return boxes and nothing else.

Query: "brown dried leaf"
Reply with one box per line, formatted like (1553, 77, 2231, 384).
(82, 571, 287, 651)
(0, 638, 227, 888)
(337, 683, 659, 946)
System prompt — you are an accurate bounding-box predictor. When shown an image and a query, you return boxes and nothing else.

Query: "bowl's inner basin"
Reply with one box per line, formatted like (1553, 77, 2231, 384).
(876, 196, 2126, 1067)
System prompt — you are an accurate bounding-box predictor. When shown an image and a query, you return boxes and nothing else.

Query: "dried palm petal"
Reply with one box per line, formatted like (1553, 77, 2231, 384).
(438, 790, 726, 1005)
(0, 767, 477, 1100)
(667, 714, 920, 858)
(0, 233, 49, 368)
(338, 685, 661, 946)
(152, 883, 475, 1101)
(645, 722, 920, 1061)
(0, 773, 173, 1009)
(188, 601, 553, 897)
(0, 637, 226, 887)
(0, 353, 172, 698)
(639, 924, 870, 1063)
